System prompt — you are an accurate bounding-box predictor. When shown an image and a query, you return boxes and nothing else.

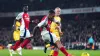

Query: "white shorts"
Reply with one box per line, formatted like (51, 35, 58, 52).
(41, 31, 59, 44)
(20, 29, 31, 38)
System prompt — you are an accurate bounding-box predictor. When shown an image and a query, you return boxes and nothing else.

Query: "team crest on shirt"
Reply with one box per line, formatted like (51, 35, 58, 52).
(25, 18, 30, 21)
(24, 15, 30, 21)
(25, 15, 27, 18)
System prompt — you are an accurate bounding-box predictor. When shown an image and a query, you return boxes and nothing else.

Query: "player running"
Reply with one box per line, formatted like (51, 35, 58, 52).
(13, 21, 20, 42)
(8, 21, 22, 56)
(44, 7, 63, 56)
(33, 10, 71, 56)
(8, 5, 32, 56)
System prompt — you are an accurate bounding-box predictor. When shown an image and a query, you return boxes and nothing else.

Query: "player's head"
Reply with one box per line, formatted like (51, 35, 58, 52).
(54, 7, 61, 16)
(48, 10, 55, 19)
(23, 4, 28, 13)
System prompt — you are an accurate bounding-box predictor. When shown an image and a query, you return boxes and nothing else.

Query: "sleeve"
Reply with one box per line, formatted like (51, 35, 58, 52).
(16, 13, 23, 20)
(37, 16, 47, 27)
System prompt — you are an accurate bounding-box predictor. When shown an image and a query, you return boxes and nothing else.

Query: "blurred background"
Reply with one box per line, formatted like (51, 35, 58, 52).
(0, 0, 100, 50)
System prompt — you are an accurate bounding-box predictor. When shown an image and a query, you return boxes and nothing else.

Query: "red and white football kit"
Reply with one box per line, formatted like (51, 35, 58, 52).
(16, 12, 31, 38)
(37, 15, 58, 43)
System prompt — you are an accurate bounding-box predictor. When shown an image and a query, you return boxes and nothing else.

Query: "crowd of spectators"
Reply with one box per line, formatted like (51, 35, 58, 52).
(0, 19, 100, 46)
(0, 13, 100, 47)
(0, 28, 13, 46)
(0, 0, 100, 49)
(61, 20, 100, 43)
(0, 0, 100, 12)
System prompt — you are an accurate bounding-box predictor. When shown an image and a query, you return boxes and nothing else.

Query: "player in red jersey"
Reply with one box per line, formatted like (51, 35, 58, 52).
(33, 10, 71, 56)
(8, 5, 32, 56)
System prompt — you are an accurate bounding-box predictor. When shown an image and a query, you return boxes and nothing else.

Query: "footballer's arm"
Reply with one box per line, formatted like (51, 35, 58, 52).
(56, 22, 63, 36)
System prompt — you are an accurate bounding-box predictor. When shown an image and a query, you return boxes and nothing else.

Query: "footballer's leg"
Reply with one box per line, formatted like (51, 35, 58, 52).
(49, 50, 54, 56)
(44, 43, 50, 53)
(11, 41, 17, 54)
(17, 46, 22, 56)
(8, 44, 15, 56)
(46, 44, 50, 49)
(8, 39, 23, 56)
(16, 30, 31, 56)
(11, 38, 24, 50)
(50, 35, 60, 56)
(43, 33, 58, 56)
(21, 38, 31, 48)
(20, 30, 31, 48)
(55, 40, 72, 56)
(51, 33, 71, 56)
(52, 48, 59, 56)
(44, 40, 51, 53)
(49, 48, 55, 56)
(10, 28, 25, 51)
(9, 29, 25, 56)
(42, 32, 71, 56)
(47, 45, 55, 56)
(42, 32, 53, 53)
(44, 41, 55, 55)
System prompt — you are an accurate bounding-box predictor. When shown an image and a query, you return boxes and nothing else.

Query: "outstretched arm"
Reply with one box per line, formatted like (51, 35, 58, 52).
(56, 22, 63, 36)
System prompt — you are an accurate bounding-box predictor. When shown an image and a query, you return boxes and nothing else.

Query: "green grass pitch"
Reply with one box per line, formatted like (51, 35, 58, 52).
(0, 49, 100, 56)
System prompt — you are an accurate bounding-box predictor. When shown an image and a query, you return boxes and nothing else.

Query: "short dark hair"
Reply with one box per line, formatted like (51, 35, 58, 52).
(23, 4, 28, 8)
(49, 10, 55, 14)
